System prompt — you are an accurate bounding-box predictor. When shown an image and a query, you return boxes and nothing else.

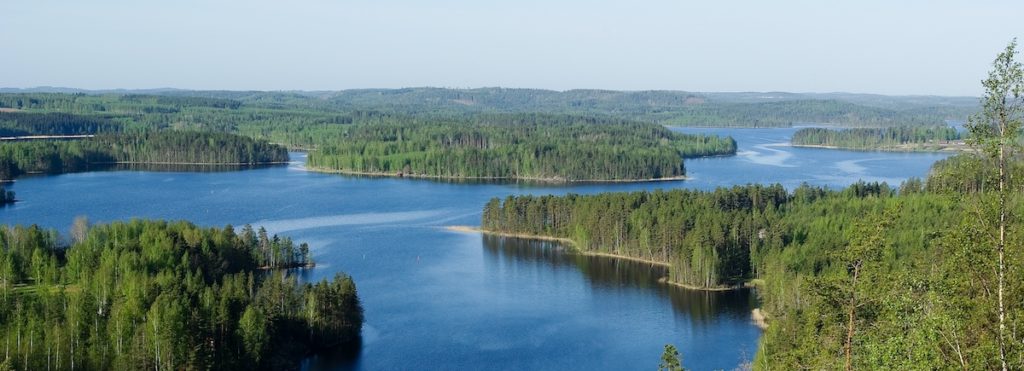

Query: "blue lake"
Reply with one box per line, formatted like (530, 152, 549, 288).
(0, 127, 950, 370)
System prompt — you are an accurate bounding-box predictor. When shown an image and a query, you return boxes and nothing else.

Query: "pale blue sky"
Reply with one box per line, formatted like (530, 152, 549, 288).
(2, 0, 1020, 95)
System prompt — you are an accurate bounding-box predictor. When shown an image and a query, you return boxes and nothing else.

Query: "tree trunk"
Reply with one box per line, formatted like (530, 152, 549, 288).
(998, 113, 1008, 371)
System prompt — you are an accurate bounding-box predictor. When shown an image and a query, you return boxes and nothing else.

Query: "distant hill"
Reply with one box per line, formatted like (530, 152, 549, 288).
(0, 87, 977, 127)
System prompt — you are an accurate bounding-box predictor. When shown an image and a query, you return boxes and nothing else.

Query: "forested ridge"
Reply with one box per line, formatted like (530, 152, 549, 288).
(0, 131, 288, 180)
(0, 88, 972, 141)
(0, 89, 970, 181)
(791, 125, 963, 151)
(306, 114, 736, 181)
(0, 219, 362, 370)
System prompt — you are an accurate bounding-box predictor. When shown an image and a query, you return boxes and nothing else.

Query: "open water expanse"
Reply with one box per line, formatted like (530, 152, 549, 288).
(0, 127, 951, 370)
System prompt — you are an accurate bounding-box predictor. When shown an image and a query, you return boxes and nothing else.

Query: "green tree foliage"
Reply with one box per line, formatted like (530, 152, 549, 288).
(791, 125, 961, 151)
(482, 158, 1024, 368)
(964, 38, 1023, 371)
(0, 131, 288, 179)
(307, 114, 736, 181)
(0, 112, 121, 137)
(925, 154, 1024, 194)
(658, 344, 685, 371)
(0, 89, 972, 150)
(484, 183, 857, 289)
(256, 88, 974, 128)
(0, 220, 362, 370)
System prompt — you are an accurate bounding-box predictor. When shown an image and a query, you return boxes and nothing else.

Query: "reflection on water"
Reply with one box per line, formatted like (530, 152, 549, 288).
(12, 163, 287, 181)
(109, 162, 285, 173)
(481, 235, 757, 326)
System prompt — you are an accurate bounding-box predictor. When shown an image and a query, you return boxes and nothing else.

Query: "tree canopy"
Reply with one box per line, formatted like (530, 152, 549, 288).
(0, 220, 362, 370)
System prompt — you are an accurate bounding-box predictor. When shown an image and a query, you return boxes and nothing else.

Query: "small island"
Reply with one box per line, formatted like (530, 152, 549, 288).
(790, 125, 967, 152)
(306, 114, 737, 182)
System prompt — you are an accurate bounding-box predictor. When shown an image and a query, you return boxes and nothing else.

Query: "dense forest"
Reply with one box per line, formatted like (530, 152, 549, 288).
(486, 41, 1024, 369)
(0, 112, 122, 137)
(307, 114, 736, 181)
(0, 219, 362, 370)
(791, 125, 962, 151)
(481, 153, 1023, 368)
(482, 182, 884, 288)
(0, 131, 288, 180)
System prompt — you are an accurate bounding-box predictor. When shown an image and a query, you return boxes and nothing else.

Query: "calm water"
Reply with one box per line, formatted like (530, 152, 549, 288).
(0, 127, 949, 370)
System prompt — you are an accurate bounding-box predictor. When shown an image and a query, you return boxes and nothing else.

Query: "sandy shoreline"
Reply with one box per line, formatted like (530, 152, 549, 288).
(307, 167, 688, 183)
(751, 308, 769, 330)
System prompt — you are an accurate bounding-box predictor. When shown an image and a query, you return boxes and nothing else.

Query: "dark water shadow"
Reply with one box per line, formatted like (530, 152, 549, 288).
(300, 336, 363, 371)
(481, 235, 757, 325)
(10, 163, 287, 182)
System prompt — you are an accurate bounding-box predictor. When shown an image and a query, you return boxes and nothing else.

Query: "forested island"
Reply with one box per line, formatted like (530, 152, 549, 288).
(790, 125, 965, 151)
(307, 114, 736, 181)
(0, 219, 362, 370)
(0, 131, 288, 180)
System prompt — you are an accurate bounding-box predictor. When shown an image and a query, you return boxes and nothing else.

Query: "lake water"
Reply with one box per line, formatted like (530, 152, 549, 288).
(0, 127, 950, 370)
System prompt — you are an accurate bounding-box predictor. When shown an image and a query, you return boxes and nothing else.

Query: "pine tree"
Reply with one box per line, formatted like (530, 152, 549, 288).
(658, 344, 684, 371)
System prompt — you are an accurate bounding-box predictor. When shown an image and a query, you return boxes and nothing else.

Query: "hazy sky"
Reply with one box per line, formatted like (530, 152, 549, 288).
(2, 0, 1020, 95)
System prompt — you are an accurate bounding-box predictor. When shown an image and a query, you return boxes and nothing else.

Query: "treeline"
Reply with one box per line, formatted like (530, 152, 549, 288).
(307, 114, 736, 181)
(791, 125, 961, 150)
(482, 182, 899, 288)
(0, 131, 289, 179)
(0, 219, 362, 370)
(0, 90, 973, 147)
(318, 88, 973, 128)
(238, 224, 313, 269)
(0, 112, 122, 137)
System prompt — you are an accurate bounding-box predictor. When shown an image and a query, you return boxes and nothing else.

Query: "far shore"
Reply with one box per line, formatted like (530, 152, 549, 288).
(791, 143, 972, 153)
(444, 225, 753, 291)
(307, 166, 688, 184)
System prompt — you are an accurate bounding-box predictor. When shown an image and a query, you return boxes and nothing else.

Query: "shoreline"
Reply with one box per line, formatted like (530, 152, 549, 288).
(445, 226, 750, 291)
(0, 161, 289, 182)
(445, 225, 577, 246)
(657, 276, 748, 291)
(97, 160, 291, 166)
(790, 143, 971, 153)
(307, 166, 688, 183)
(751, 308, 769, 330)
